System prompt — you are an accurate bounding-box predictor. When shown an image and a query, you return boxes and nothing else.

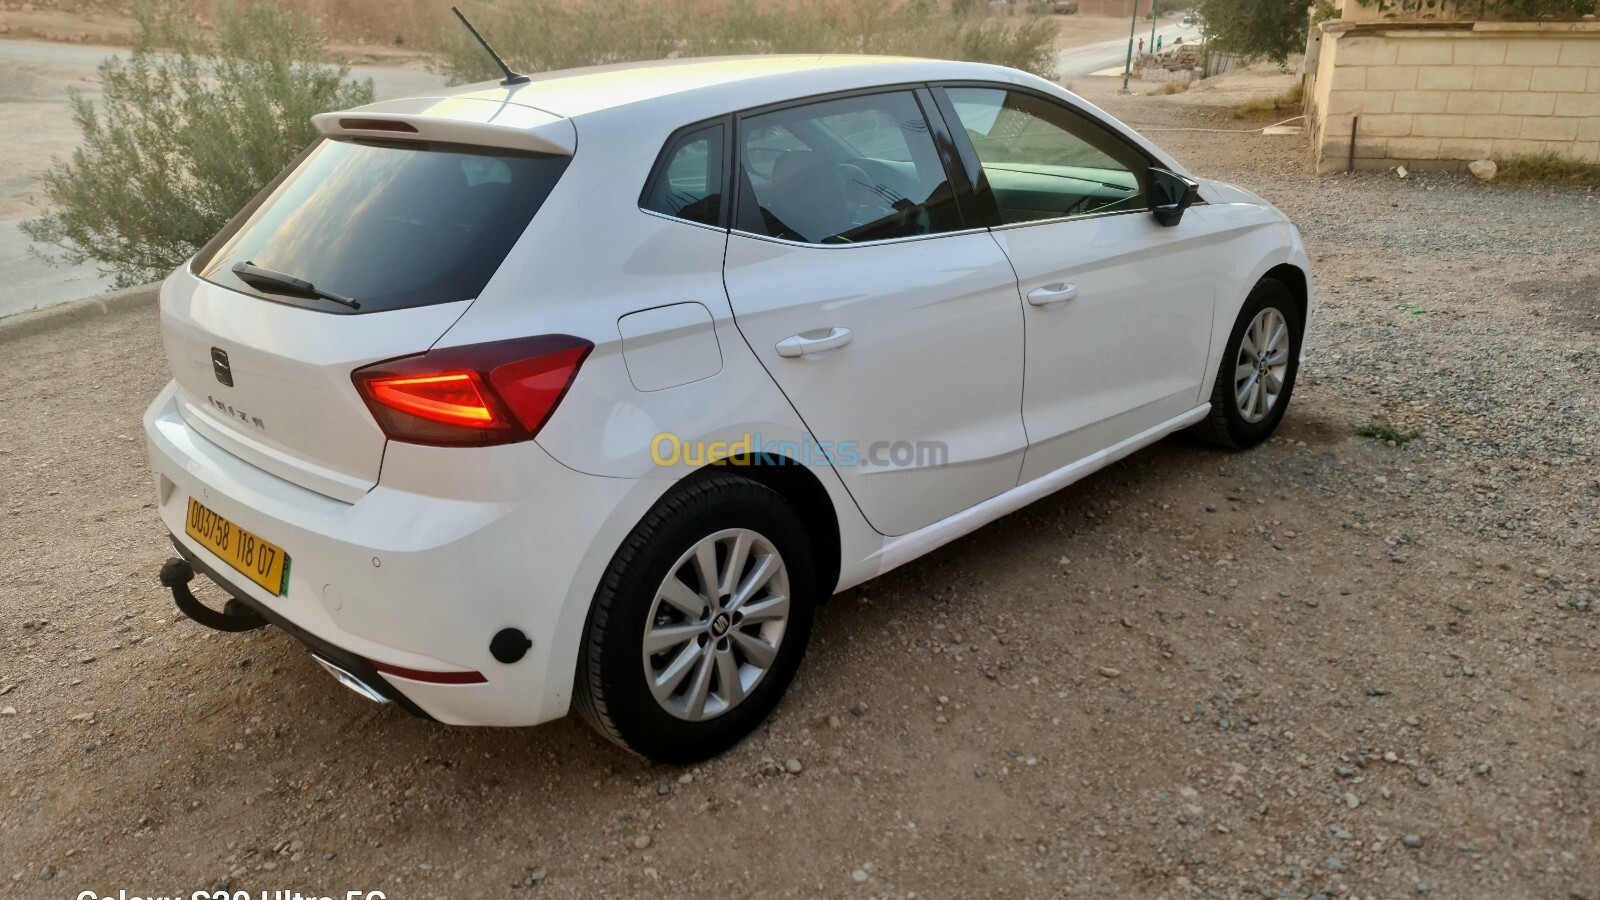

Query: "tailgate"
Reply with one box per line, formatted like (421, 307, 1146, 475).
(161, 270, 469, 502)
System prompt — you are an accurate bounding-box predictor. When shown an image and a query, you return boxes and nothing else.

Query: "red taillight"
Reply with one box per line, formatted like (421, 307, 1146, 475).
(353, 335, 592, 447)
(368, 373, 501, 427)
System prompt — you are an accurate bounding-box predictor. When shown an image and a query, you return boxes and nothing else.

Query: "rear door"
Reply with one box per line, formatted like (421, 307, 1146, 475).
(722, 88, 1027, 537)
(936, 85, 1224, 484)
(165, 137, 570, 501)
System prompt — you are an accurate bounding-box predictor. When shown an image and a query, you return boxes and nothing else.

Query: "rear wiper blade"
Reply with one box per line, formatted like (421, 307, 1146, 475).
(231, 260, 360, 310)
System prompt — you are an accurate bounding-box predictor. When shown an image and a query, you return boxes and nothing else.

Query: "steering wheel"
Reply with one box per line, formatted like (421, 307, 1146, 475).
(833, 162, 897, 223)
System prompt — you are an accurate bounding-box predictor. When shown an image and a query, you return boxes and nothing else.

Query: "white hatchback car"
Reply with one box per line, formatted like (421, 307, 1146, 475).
(145, 55, 1312, 762)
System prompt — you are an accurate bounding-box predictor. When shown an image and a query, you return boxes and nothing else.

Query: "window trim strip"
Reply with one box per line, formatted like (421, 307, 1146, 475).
(727, 224, 996, 251)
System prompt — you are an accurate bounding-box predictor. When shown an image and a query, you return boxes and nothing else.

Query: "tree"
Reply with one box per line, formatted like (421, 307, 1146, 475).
(1192, 0, 1309, 65)
(23, 1, 374, 288)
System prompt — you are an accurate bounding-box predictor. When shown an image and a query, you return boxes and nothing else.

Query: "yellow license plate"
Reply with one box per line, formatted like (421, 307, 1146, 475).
(184, 497, 291, 596)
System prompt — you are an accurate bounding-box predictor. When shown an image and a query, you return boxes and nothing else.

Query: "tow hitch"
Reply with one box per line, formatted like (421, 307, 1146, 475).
(154, 548, 435, 720)
(159, 556, 269, 632)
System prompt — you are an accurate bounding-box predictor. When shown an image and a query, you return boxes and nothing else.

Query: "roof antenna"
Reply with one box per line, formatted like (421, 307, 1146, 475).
(451, 6, 529, 86)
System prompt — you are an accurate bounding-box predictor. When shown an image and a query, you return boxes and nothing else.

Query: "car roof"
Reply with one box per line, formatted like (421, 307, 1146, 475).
(465, 55, 929, 118)
(351, 55, 1038, 122)
(312, 55, 1190, 181)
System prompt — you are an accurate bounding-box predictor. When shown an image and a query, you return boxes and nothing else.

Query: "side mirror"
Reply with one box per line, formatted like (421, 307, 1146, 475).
(1148, 167, 1199, 227)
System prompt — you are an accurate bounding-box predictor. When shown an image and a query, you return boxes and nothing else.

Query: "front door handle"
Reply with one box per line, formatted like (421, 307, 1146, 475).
(776, 327, 853, 359)
(1027, 283, 1078, 306)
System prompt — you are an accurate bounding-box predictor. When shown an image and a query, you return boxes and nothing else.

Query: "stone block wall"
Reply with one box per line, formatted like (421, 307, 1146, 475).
(1306, 21, 1600, 173)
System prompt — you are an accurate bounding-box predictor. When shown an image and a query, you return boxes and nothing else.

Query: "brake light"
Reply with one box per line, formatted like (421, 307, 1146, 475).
(353, 335, 592, 447)
(368, 373, 498, 427)
(338, 117, 419, 133)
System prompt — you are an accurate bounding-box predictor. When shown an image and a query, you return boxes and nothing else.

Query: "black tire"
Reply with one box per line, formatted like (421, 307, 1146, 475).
(573, 473, 816, 764)
(1192, 277, 1302, 449)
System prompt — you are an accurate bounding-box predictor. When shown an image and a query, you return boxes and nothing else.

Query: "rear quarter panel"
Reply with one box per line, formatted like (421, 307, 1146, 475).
(426, 102, 884, 592)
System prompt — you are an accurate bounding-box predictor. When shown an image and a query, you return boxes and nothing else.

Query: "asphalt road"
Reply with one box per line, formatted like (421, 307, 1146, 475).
(0, 39, 447, 320)
(1056, 20, 1195, 79)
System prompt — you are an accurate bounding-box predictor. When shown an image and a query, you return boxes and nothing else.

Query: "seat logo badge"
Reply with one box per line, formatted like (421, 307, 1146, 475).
(211, 347, 234, 387)
(711, 612, 731, 637)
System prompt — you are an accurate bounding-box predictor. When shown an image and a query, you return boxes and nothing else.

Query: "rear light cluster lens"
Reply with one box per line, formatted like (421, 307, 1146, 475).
(353, 335, 592, 447)
(368, 374, 496, 425)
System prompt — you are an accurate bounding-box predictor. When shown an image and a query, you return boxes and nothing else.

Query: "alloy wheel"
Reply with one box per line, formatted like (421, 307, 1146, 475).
(641, 528, 790, 721)
(1233, 307, 1291, 424)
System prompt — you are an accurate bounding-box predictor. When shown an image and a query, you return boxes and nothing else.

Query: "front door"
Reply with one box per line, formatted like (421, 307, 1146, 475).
(722, 89, 1027, 536)
(939, 85, 1223, 483)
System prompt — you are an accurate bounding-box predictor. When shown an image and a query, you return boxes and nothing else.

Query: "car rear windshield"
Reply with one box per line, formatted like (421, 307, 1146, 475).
(195, 138, 571, 314)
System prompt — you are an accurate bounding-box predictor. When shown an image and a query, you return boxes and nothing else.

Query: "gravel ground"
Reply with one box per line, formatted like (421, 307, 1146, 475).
(2, 78, 1598, 899)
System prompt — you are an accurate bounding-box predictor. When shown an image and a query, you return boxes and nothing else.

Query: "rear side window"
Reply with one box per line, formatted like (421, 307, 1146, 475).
(734, 91, 963, 246)
(196, 139, 570, 313)
(642, 123, 724, 227)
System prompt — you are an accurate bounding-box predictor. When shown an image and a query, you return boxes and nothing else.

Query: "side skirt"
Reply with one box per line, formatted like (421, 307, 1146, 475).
(865, 404, 1211, 578)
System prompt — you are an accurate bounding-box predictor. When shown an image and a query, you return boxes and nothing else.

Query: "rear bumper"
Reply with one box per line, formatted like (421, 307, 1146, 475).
(164, 542, 435, 719)
(143, 380, 662, 726)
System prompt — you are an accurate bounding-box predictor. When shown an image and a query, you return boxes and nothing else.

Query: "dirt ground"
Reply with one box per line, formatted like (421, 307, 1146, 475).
(3, 75, 1600, 899)
(1050, 12, 1146, 50)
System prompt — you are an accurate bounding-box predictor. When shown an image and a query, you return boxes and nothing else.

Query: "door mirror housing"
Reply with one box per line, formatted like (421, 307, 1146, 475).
(1148, 167, 1199, 227)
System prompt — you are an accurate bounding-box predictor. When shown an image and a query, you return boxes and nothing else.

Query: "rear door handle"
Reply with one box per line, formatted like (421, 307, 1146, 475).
(776, 327, 853, 358)
(1026, 283, 1078, 306)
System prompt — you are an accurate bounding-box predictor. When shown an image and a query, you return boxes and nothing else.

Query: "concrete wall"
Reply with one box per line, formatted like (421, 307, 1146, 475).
(1306, 21, 1600, 173)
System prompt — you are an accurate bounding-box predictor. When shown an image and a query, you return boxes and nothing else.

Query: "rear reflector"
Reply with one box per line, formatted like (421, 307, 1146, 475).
(368, 659, 488, 685)
(353, 335, 592, 447)
(338, 117, 419, 133)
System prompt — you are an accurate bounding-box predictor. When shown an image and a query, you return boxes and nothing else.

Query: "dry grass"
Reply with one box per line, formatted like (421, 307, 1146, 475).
(20, 0, 459, 46)
(1494, 152, 1600, 186)
(22, 0, 1071, 62)
(431, 0, 1061, 82)
(1232, 81, 1303, 117)
(1156, 80, 1188, 95)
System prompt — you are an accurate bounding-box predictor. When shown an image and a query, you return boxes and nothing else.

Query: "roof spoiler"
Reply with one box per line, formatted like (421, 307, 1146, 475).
(311, 97, 575, 156)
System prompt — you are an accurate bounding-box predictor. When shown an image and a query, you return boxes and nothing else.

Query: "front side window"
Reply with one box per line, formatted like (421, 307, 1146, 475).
(944, 87, 1147, 225)
(642, 123, 724, 227)
(735, 91, 962, 245)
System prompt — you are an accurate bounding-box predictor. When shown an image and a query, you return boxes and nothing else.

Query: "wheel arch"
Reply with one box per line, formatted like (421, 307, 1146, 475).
(1263, 262, 1309, 327)
(675, 454, 842, 599)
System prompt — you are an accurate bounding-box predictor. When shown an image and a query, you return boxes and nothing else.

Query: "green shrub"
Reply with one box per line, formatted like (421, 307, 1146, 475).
(1354, 0, 1598, 20)
(432, 0, 1060, 85)
(23, 1, 375, 289)
(1190, 0, 1307, 65)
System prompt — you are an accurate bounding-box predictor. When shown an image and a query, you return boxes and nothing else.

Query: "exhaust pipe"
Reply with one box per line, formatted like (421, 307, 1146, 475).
(313, 655, 392, 704)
